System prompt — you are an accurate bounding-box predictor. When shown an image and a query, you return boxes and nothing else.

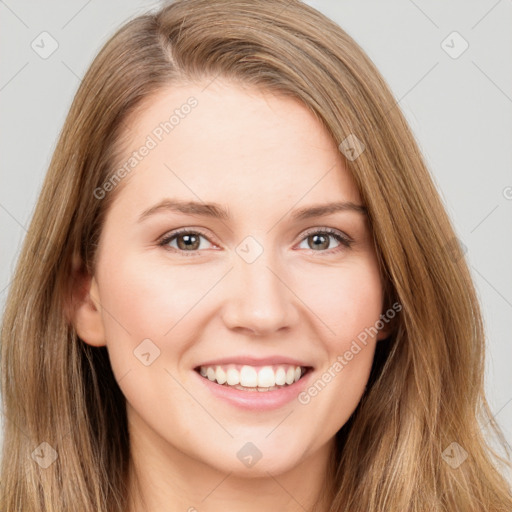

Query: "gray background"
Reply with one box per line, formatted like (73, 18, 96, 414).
(1, 0, 511, 480)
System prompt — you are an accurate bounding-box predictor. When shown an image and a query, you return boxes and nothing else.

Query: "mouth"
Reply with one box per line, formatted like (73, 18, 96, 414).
(193, 363, 313, 392)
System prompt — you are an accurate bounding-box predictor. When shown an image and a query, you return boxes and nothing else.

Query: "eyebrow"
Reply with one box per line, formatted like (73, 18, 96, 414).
(137, 198, 368, 223)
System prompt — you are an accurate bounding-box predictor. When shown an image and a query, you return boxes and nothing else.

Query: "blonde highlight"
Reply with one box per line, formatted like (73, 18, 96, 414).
(1, 1, 511, 510)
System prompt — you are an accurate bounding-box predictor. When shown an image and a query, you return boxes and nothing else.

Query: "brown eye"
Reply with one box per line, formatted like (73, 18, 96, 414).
(176, 232, 201, 251)
(298, 229, 353, 254)
(307, 233, 330, 250)
(158, 229, 214, 256)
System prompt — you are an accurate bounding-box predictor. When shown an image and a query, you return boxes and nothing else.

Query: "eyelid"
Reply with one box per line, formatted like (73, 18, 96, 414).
(300, 226, 353, 244)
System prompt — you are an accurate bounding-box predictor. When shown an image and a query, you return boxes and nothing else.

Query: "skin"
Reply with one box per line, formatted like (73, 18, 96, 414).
(73, 79, 391, 512)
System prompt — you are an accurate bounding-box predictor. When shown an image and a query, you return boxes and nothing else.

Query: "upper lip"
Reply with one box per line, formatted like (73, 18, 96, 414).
(195, 355, 313, 369)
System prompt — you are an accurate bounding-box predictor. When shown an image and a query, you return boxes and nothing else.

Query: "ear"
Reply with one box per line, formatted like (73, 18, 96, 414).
(376, 319, 393, 341)
(67, 254, 106, 347)
(376, 308, 396, 341)
(377, 283, 398, 342)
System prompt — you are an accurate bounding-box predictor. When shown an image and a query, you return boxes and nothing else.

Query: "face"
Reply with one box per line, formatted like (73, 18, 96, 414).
(75, 79, 389, 479)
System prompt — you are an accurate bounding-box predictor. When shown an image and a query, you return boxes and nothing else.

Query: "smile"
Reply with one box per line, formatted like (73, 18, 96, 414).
(195, 364, 310, 391)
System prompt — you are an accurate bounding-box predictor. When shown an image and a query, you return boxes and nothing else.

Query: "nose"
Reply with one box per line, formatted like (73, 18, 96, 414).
(220, 246, 299, 336)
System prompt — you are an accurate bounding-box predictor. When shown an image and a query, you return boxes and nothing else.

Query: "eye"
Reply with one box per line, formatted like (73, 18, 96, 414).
(158, 228, 216, 256)
(297, 228, 353, 254)
(158, 227, 353, 257)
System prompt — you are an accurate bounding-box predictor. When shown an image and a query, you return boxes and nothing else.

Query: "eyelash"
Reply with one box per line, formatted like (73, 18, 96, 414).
(157, 227, 353, 257)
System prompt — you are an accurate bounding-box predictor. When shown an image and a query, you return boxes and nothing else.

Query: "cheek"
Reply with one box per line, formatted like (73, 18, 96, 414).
(94, 251, 231, 382)
(97, 247, 384, 356)
(93, 254, 179, 377)
(295, 258, 383, 413)
(94, 254, 206, 416)
(97, 253, 204, 337)
(302, 257, 384, 346)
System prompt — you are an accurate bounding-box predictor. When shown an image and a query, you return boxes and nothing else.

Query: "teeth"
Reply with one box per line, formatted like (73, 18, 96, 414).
(257, 366, 275, 387)
(226, 368, 240, 386)
(215, 366, 227, 385)
(197, 363, 307, 389)
(240, 365, 258, 387)
(275, 367, 286, 386)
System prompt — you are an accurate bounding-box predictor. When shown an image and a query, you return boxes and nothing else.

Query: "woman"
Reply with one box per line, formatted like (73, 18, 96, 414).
(1, 0, 511, 510)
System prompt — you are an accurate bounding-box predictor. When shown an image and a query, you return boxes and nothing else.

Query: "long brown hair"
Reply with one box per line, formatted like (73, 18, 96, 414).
(1, 0, 511, 510)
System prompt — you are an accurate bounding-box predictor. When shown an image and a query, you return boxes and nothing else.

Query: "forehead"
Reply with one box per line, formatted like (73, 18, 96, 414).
(109, 79, 361, 216)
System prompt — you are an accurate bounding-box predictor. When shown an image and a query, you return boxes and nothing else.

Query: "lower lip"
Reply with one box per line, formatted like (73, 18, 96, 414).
(193, 369, 314, 411)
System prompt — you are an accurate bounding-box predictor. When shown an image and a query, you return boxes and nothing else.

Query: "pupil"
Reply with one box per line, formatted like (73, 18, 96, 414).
(311, 234, 328, 250)
(178, 234, 199, 250)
